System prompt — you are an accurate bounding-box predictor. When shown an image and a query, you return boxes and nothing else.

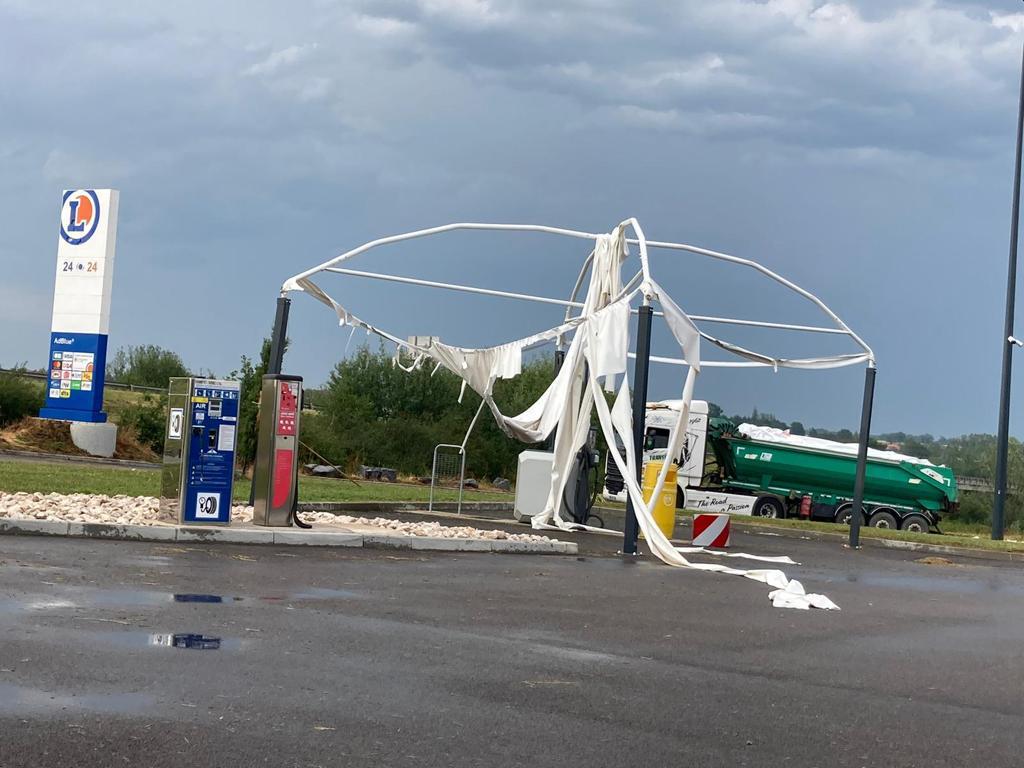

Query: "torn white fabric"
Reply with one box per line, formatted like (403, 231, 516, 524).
(769, 580, 841, 611)
(526, 231, 839, 609)
(429, 342, 523, 397)
(587, 363, 836, 609)
(285, 218, 860, 610)
(673, 548, 798, 565)
(585, 300, 630, 378)
(701, 331, 871, 371)
(646, 278, 701, 372)
(393, 351, 426, 374)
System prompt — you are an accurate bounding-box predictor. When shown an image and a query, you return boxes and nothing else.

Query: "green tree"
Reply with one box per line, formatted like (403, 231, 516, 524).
(303, 346, 555, 479)
(0, 370, 44, 427)
(107, 345, 189, 388)
(231, 337, 272, 472)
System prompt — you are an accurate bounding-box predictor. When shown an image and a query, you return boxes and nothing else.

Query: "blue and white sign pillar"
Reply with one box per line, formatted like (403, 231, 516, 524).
(39, 189, 120, 424)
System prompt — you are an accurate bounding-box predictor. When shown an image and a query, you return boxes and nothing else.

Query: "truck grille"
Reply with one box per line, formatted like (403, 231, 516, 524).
(605, 450, 624, 494)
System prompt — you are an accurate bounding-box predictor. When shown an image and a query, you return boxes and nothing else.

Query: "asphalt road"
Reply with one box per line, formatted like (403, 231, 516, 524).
(0, 529, 1021, 767)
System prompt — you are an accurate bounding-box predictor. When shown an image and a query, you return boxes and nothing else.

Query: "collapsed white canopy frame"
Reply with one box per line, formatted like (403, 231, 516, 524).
(281, 219, 873, 610)
(284, 221, 874, 371)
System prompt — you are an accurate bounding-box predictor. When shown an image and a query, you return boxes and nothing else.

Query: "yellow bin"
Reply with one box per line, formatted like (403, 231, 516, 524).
(641, 460, 678, 539)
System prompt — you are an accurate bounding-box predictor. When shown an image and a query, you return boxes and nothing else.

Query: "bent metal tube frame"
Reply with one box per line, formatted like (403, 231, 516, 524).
(277, 219, 875, 608)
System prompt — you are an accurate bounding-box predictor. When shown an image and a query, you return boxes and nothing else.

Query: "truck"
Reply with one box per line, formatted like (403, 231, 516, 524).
(602, 400, 958, 533)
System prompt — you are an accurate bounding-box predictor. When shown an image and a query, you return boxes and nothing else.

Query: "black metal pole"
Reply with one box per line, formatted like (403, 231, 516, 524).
(267, 295, 291, 376)
(623, 303, 654, 555)
(849, 365, 876, 549)
(250, 295, 291, 506)
(993, 42, 1024, 542)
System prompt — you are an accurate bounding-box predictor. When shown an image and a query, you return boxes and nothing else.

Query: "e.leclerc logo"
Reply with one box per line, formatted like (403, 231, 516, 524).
(60, 189, 101, 245)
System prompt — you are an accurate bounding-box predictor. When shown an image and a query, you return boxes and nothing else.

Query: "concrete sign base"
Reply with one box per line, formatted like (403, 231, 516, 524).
(69, 422, 118, 458)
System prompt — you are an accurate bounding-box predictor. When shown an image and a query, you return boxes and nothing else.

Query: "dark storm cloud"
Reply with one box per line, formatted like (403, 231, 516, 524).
(2, 0, 1024, 435)
(347, 0, 1022, 160)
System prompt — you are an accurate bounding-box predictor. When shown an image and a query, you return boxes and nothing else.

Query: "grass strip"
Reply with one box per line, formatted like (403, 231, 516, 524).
(0, 460, 511, 504)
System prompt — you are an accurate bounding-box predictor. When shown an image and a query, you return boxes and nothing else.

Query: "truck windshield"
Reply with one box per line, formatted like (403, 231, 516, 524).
(644, 428, 670, 451)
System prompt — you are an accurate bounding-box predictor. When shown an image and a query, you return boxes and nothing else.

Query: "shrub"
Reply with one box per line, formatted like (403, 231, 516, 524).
(0, 373, 44, 427)
(118, 395, 168, 454)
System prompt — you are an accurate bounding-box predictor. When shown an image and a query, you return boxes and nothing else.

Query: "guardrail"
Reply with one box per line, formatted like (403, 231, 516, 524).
(6, 365, 1006, 495)
(3, 368, 329, 406)
(0, 367, 166, 393)
(956, 475, 998, 493)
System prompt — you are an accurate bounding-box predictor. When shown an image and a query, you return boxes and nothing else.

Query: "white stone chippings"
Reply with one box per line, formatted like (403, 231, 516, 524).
(0, 491, 166, 526)
(0, 493, 557, 543)
(312, 514, 554, 542)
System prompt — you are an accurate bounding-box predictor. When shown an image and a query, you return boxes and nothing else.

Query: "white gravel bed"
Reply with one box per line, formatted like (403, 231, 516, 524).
(0, 492, 556, 543)
(297, 512, 552, 542)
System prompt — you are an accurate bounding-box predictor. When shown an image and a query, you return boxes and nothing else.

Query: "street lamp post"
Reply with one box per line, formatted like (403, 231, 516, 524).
(993, 39, 1024, 542)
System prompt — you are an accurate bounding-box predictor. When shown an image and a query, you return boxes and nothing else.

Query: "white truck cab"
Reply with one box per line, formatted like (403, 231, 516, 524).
(602, 399, 756, 516)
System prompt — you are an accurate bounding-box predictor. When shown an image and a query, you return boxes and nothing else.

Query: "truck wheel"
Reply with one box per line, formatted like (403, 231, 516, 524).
(834, 503, 865, 526)
(900, 514, 931, 534)
(752, 496, 785, 519)
(869, 509, 899, 529)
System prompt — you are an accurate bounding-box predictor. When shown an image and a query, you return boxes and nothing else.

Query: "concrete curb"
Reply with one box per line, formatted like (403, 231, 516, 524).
(0, 517, 576, 555)
(273, 530, 362, 547)
(870, 536, 1024, 563)
(374, 506, 1019, 564)
(360, 533, 576, 554)
(0, 519, 69, 536)
(67, 521, 177, 541)
(299, 501, 514, 514)
(728, 518, 1024, 564)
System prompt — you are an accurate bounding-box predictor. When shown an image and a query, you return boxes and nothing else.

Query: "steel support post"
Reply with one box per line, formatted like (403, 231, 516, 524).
(993, 42, 1024, 542)
(849, 365, 876, 549)
(623, 303, 654, 555)
(267, 295, 291, 376)
(250, 295, 292, 506)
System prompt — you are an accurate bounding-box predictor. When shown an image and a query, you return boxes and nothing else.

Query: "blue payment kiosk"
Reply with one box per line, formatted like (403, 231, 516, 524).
(159, 377, 241, 525)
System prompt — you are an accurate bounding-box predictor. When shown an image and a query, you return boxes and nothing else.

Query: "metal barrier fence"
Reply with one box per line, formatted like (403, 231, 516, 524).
(429, 443, 466, 514)
(0, 367, 166, 393)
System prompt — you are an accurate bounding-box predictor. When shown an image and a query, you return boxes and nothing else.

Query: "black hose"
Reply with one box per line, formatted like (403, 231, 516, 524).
(288, 474, 312, 529)
(561, 453, 584, 525)
(289, 500, 313, 529)
(561, 449, 604, 527)
(584, 462, 603, 528)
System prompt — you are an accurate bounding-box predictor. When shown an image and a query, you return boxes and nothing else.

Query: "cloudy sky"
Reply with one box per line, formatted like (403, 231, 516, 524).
(3, 0, 1024, 436)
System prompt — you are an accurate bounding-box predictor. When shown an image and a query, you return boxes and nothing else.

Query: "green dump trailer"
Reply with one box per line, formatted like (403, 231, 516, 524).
(602, 401, 959, 534)
(707, 418, 958, 532)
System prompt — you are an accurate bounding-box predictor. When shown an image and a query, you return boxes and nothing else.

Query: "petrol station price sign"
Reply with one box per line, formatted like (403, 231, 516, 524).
(39, 189, 120, 424)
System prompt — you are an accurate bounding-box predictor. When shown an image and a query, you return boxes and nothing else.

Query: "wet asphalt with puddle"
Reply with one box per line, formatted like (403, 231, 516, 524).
(0, 530, 1022, 767)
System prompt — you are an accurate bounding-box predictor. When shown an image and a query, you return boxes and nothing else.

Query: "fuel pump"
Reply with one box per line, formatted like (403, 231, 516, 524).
(159, 378, 241, 524)
(563, 426, 603, 527)
(252, 374, 309, 528)
(513, 427, 603, 525)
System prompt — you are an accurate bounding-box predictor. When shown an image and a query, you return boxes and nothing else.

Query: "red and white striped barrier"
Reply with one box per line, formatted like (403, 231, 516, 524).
(692, 513, 730, 548)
